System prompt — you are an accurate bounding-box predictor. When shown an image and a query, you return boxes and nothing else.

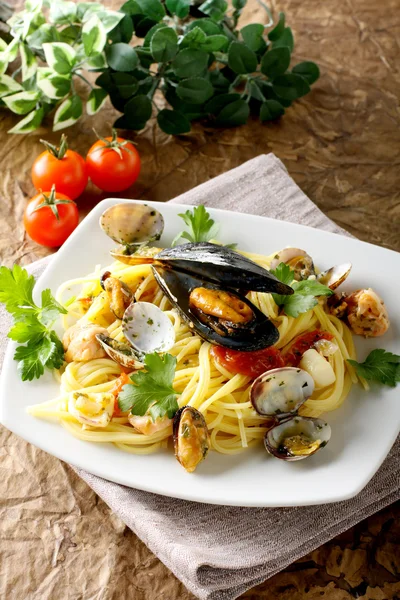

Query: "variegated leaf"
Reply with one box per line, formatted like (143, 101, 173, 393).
(86, 88, 108, 115)
(8, 107, 44, 134)
(82, 15, 107, 56)
(53, 94, 83, 130)
(42, 42, 76, 75)
(19, 44, 37, 81)
(0, 74, 24, 99)
(2, 90, 40, 115)
(37, 68, 71, 99)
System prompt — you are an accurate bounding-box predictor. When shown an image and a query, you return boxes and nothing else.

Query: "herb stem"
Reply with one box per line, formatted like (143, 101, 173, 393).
(74, 71, 94, 89)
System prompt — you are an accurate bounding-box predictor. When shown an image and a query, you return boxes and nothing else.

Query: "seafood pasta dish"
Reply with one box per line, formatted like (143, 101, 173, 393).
(27, 203, 391, 473)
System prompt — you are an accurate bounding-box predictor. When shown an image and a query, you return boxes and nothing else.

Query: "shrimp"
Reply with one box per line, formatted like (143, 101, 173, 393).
(346, 288, 390, 337)
(63, 323, 109, 362)
(128, 413, 172, 436)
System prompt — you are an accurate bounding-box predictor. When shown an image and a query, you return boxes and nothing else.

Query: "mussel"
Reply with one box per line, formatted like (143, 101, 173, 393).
(101, 271, 134, 319)
(173, 406, 210, 472)
(153, 266, 280, 350)
(100, 203, 164, 264)
(251, 367, 331, 460)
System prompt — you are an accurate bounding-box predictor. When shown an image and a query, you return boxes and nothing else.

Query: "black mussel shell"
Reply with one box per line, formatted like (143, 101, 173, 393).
(156, 243, 293, 296)
(152, 266, 279, 350)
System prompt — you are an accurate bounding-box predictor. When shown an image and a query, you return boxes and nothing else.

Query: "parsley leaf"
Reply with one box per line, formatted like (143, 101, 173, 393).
(270, 262, 333, 317)
(118, 353, 179, 420)
(348, 349, 400, 387)
(0, 265, 67, 381)
(172, 205, 220, 246)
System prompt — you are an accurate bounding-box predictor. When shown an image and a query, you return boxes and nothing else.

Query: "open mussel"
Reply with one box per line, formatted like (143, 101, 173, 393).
(153, 266, 280, 350)
(251, 367, 331, 460)
(173, 406, 210, 472)
(156, 243, 293, 295)
(100, 203, 164, 264)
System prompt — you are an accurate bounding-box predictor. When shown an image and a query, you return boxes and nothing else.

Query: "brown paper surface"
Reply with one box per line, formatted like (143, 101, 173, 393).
(0, 0, 399, 598)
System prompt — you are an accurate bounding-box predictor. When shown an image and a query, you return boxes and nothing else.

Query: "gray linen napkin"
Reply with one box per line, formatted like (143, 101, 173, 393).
(1, 154, 399, 600)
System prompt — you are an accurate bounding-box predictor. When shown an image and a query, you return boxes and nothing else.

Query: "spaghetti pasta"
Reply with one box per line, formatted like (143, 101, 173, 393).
(27, 248, 362, 456)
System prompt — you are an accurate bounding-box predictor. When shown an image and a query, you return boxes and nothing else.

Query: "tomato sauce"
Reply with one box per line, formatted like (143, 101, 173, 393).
(210, 346, 285, 378)
(283, 330, 334, 367)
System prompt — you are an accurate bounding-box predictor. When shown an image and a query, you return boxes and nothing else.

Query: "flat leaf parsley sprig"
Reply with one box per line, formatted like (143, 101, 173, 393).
(0, 265, 67, 381)
(270, 262, 333, 317)
(172, 205, 220, 246)
(118, 352, 179, 420)
(348, 350, 400, 388)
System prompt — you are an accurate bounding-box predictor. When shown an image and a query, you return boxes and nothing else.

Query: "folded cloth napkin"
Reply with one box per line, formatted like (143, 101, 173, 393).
(1, 154, 399, 600)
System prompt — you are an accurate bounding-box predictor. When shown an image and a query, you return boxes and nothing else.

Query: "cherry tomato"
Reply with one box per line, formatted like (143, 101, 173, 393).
(32, 135, 88, 200)
(210, 346, 285, 378)
(111, 372, 131, 416)
(86, 130, 141, 192)
(284, 330, 334, 367)
(24, 187, 79, 248)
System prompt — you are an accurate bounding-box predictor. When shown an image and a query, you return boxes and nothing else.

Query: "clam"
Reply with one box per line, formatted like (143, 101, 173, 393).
(173, 406, 210, 472)
(270, 248, 315, 281)
(317, 263, 352, 290)
(100, 203, 164, 264)
(251, 367, 315, 417)
(251, 367, 331, 460)
(96, 334, 145, 370)
(152, 266, 280, 350)
(265, 416, 331, 461)
(101, 271, 134, 319)
(122, 301, 175, 354)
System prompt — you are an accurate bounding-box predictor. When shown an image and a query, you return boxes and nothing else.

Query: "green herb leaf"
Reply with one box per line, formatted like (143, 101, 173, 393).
(118, 353, 179, 420)
(176, 77, 214, 103)
(273, 73, 310, 100)
(106, 42, 139, 72)
(186, 18, 222, 35)
(135, 0, 166, 21)
(348, 350, 400, 387)
(171, 49, 208, 78)
(228, 42, 257, 74)
(0, 266, 67, 381)
(205, 92, 241, 115)
(199, 0, 228, 22)
(270, 262, 331, 317)
(272, 27, 294, 52)
(180, 26, 207, 49)
(260, 99, 285, 121)
(157, 109, 191, 134)
(37, 68, 71, 100)
(268, 12, 285, 41)
(19, 44, 37, 81)
(49, 1, 77, 25)
(172, 204, 220, 246)
(292, 61, 320, 85)
(200, 35, 228, 52)
(260, 47, 291, 79)
(120, 94, 153, 130)
(0, 74, 24, 99)
(241, 23, 265, 52)
(214, 99, 250, 126)
(166, 0, 190, 18)
(150, 27, 178, 62)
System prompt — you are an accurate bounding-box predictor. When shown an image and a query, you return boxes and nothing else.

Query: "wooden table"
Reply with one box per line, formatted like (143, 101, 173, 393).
(0, 0, 399, 598)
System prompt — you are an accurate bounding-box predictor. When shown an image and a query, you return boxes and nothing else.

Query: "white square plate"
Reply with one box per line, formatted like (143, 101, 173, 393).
(1, 199, 399, 507)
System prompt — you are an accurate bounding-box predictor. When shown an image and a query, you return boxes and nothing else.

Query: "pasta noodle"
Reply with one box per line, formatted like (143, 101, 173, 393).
(27, 249, 363, 456)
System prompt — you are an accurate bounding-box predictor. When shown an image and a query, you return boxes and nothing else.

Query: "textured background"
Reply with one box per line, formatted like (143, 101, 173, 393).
(0, 0, 399, 598)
